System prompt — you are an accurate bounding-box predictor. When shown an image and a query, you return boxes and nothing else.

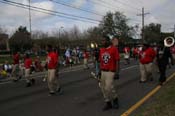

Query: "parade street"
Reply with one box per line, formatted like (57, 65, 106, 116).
(0, 60, 175, 116)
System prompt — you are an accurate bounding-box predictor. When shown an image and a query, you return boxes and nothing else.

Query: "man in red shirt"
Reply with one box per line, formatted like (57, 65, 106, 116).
(11, 52, 20, 81)
(24, 54, 34, 87)
(83, 50, 89, 69)
(99, 35, 119, 111)
(46, 45, 60, 95)
(170, 44, 175, 63)
(139, 43, 156, 83)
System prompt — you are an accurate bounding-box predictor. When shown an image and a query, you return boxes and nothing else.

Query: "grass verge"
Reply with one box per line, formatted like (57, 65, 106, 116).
(135, 75, 175, 116)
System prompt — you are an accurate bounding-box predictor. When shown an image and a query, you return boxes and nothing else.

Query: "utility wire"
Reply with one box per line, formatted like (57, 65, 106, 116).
(3, 0, 101, 22)
(88, 0, 138, 15)
(0, 0, 99, 24)
(50, 0, 104, 17)
(112, 0, 140, 11)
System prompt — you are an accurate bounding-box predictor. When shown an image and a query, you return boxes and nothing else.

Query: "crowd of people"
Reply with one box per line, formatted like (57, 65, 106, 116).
(0, 35, 175, 111)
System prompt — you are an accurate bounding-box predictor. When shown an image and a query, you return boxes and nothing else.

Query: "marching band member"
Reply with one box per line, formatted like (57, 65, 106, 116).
(157, 38, 174, 85)
(24, 53, 35, 87)
(99, 35, 119, 111)
(139, 43, 156, 83)
(46, 45, 61, 95)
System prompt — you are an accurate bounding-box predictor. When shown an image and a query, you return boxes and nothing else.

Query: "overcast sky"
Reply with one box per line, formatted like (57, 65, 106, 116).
(0, 0, 175, 35)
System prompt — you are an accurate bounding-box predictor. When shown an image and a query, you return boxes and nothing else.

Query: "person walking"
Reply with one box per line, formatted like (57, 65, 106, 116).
(24, 54, 35, 87)
(11, 52, 20, 81)
(99, 35, 119, 111)
(139, 43, 156, 83)
(83, 49, 89, 69)
(157, 41, 174, 85)
(46, 45, 61, 95)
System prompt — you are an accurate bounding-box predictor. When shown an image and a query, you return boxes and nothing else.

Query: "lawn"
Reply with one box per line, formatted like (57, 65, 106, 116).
(135, 75, 175, 116)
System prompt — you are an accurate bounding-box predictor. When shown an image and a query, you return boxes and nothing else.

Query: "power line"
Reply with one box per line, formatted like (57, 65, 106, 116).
(95, 0, 140, 13)
(88, 0, 138, 15)
(113, 0, 140, 11)
(50, 0, 104, 17)
(0, 0, 100, 24)
(3, 0, 101, 22)
(119, 0, 142, 6)
(87, 0, 117, 11)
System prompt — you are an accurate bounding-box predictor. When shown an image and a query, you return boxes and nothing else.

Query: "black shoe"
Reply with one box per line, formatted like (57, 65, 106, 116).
(13, 79, 18, 82)
(159, 82, 163, 86)
(26, 82, 32, 87)
(150, 77, 153, 81)
(31, 79, 35, 85)
(102, 102, 112, 111)
(49, 92, 56, 96)
(112, 98, 119, 109)
(18, 76, 22, 80)
(159, 81, 165, 86)
(139, 80, 146, 83)
(56, 87, 63, 94)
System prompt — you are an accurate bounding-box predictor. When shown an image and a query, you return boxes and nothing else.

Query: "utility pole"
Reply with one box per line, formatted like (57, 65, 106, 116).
(169, 24, 175, 38)
(137, 7, 150, 43)
(173, 24, 175, 38)
(28, 0, 32, 37)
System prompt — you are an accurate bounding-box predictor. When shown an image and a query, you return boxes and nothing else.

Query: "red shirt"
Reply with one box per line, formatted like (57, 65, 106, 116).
(24, 58, 32, 69)
(83, 52, 89, 59)
(170, 46, 175, 54)
(13, 53, 19, 64)
(99, 46, 119, 71)
(47, 52, 58, 69)
(133, 48, 139, 55)
(139, 47, 156, 64)
(124, 47, 130, 53)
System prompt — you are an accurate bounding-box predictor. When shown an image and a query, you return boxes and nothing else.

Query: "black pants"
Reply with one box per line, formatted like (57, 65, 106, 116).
(158, 64, 167, 83)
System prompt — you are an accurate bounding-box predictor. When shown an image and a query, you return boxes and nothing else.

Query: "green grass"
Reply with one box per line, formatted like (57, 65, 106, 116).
(136, 76, 175, 116)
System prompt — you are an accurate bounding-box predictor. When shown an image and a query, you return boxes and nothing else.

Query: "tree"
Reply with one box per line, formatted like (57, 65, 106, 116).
(9, 26, 32, 52)
(99, 11, 131, 41)
(144, 23, 161, 44)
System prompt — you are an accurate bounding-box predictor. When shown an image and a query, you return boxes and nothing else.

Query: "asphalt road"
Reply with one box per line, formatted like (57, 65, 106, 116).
(0, 60, 174, 116)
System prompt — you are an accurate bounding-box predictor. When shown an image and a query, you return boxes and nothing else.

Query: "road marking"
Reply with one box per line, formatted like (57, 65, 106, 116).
(121, 65, 137, 71)
(0, 65, 138, 85)
(121, 72, 175, 116)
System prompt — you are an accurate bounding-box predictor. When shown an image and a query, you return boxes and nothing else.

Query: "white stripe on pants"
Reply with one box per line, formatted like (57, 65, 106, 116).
(100, 71, 118, 102)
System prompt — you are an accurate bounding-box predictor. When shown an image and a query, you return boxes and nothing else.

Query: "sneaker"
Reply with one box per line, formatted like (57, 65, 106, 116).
(102, 102, 112, 111)
(112, 98, 119, 109)
(91, 72, 97, 79)
(43, 77, 46, 82)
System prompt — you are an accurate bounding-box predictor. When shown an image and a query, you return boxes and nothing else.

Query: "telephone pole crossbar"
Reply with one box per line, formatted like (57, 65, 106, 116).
(137, 7, 150, 43)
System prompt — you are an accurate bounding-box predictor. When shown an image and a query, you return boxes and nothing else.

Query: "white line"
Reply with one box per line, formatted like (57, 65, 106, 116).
(121, 65, 138, 71)
(0, 65, 138, 85)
